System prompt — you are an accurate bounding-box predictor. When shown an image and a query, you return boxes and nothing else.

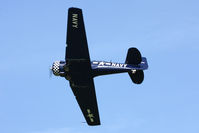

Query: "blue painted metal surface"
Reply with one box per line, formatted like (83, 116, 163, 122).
(91, 57, 148, 70)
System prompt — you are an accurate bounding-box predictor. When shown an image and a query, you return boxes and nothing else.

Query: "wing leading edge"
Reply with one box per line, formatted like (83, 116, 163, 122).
(65, 8, 100, 126)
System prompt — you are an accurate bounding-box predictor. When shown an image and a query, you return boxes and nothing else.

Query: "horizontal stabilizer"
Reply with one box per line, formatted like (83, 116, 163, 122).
(128, 70, 144, 84)
(125, 48, 142, 65)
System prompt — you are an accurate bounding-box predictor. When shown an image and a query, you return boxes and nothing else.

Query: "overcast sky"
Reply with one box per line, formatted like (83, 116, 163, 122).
(1, 0, 199, 133)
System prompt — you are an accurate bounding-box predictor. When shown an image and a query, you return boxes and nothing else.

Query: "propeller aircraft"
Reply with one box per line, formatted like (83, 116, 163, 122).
(51, 7, 148, 126)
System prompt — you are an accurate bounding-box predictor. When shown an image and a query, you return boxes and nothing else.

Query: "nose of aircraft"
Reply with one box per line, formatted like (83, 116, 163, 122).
(52, 61, 60, 76)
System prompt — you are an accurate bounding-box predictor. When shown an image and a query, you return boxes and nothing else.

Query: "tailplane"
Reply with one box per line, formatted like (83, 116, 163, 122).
(125, 47, 145, 84)
(128, 70, 144, 84)
(125, 48, 142, 65)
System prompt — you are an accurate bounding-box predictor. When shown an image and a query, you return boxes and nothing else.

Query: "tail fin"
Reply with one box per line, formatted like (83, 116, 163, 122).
(125, 47, 145, 84)
(128, 70, 144, 84)
(125, 48, 142, 65)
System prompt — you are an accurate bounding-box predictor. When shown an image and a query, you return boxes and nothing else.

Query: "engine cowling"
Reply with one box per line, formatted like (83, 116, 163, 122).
(51, 61, 66, 76)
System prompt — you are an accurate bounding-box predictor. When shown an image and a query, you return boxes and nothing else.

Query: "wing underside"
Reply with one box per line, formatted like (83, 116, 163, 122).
(66, 7, 90, 60)
(69, 76, 100, 125)
(65, 8, 100, 125)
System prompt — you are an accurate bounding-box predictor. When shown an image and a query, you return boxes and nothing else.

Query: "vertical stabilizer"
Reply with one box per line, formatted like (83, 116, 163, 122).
(125, 48, 142, 65)
(125, 47, 145, 84)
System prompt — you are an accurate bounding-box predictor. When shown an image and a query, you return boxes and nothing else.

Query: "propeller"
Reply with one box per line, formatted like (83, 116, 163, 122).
(49, 66, 53, 78)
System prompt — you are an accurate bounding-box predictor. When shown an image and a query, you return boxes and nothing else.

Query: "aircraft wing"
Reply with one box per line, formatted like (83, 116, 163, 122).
(65, 7, 90, 60)
(69, 75, 100, 125)
(65, 8, 100, 126)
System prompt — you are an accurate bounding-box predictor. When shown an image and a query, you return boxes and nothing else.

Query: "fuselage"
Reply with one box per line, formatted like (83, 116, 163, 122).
(51, 57, 148, 78)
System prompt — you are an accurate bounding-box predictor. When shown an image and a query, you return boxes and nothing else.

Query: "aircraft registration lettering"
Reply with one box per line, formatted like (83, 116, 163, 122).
(93, 61, 98, 64)
(105, 62, 111, 65)
(98, 62, 105, 66)
(96, 61, 127, 68)
(72, 14, 78, 28)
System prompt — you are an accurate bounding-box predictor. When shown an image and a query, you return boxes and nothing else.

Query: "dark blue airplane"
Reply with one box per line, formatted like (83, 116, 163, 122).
(51, 7, 148, 126)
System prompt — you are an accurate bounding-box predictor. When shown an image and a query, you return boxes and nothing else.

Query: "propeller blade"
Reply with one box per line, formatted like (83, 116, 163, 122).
(49, 66, 53, 78)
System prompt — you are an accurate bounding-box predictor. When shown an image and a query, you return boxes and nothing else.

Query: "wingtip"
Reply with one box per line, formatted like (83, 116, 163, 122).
(68, 7, 82, 11)
(88, 123, 101, 126)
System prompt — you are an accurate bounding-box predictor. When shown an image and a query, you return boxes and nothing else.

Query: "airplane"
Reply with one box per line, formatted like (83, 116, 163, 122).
(51, 7, 148, 126)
